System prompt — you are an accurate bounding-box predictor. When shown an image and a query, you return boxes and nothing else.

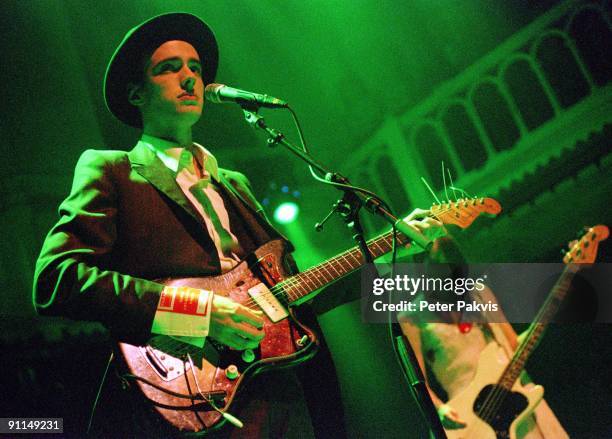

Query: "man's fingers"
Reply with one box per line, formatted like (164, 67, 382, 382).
(235, 321, 265, 340)
(438, 405, 466, 429)
(404, 208, 430, 222)
(233, 306, 265, 328)
(409, 218, 443, 230)
(228, 332, 260, 350)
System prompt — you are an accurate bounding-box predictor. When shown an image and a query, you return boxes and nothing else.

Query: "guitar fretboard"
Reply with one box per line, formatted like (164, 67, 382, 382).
(280, 230, 412, 304)
(498, 263, 579, 391)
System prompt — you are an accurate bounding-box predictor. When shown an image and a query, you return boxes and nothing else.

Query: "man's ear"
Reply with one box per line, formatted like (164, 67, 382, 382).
(127, 82, 145, 106)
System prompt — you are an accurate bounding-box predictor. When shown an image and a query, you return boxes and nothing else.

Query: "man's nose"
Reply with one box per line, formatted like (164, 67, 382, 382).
(181, 76, 196, 93)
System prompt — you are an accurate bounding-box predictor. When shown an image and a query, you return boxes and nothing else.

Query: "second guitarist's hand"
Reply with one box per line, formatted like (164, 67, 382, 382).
(437, 404, 467, 430)
(209, 295, 265, 350)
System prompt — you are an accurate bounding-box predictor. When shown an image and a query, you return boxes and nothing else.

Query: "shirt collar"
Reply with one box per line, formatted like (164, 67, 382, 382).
(138, 134, 219, 181)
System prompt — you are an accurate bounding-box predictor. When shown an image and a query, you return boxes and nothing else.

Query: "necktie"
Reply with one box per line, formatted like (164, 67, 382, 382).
(176, 148, 242, 266)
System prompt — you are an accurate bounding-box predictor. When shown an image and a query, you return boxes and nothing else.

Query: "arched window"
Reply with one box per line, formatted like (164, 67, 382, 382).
(413, 123, 456, 191)
(569, 7, 612, 86)
(503, 57, 554, 130)
(441, 103, 488, 171)
(535, 33, 590, 108)
(471, 80, 520, 151)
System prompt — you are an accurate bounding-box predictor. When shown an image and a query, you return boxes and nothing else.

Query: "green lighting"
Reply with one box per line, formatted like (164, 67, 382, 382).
(273, 202, 299, 224)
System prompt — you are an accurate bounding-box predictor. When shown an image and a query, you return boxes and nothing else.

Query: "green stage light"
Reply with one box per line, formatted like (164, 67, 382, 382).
(274, 202, 299, 224)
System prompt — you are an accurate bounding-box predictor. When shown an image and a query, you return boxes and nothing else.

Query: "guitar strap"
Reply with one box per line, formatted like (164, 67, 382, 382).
(472, 286, 514, 357)
(487, 323, 514, 358)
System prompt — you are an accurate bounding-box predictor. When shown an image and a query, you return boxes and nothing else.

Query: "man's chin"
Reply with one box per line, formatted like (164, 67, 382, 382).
(176, 106, 203, 121)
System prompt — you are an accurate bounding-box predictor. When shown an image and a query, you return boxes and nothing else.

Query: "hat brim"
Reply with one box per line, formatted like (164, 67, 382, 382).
(104, 13, 218, 128)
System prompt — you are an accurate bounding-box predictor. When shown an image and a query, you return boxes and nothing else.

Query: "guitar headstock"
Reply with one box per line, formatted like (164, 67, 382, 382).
(430, 197, 502, 229)
(563, 225, 609, 264)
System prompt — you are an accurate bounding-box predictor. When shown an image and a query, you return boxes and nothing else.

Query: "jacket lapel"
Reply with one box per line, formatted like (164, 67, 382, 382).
(218, 171, 293, 247)
(127, 142, 203, 225)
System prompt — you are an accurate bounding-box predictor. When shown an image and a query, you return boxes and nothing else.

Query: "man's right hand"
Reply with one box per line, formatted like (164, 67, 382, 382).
(208, 295, 265, 350)
(437, 404, 467, 429)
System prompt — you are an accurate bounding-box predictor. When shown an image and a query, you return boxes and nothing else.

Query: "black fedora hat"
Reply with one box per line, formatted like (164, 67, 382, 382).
(104, 12, 218, 128)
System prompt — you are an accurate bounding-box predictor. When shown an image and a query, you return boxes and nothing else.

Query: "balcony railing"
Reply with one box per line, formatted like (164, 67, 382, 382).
(345, 0, 612, 223)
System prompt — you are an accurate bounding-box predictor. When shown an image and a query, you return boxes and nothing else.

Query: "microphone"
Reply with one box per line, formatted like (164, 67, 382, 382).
(204, 83, 288, 109)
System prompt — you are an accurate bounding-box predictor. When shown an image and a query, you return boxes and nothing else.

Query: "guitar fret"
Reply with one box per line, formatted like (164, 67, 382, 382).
(318, 263, 335, 281)
(498, 265, 579, 390)
(348, 251, 361, 265)
(283, 219, 434, 304)
(309, 268, 327, 289)
(283, 285, 298, 302)
(316, 265, 335, 284)
(284, 230, 405, 303)
(346, 250, 362, 266)
(298, 273, 318, 291)
(371, 239, 386, 257)
(294, 282, 310, 298)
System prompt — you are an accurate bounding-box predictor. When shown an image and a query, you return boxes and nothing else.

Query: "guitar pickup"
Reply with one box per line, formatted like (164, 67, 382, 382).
(139, 338, 191, 382)
(248, 283, 288, 322)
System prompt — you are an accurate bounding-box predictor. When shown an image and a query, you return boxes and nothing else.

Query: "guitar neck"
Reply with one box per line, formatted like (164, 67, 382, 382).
(498, 263, 580, 390)
(281, 229, 411, 305)
(278, 197, 502, 305)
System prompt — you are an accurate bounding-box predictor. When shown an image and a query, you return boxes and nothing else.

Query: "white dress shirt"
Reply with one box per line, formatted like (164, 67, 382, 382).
(138, 134, 243, 272)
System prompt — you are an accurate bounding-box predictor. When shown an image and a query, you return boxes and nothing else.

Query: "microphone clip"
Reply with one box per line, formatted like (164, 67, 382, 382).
(241, 108, 284, 147)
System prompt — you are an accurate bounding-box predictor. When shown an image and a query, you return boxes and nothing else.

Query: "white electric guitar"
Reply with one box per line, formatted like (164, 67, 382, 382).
(445, 225, 609, 439)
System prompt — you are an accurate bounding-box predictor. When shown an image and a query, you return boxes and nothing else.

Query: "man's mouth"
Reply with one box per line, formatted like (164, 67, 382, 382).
(178, 92, 198, 100)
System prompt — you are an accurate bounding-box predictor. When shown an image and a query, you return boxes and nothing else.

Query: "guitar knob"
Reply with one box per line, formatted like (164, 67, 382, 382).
(241, 349, 256, 363)
(225, 365, 239, 380)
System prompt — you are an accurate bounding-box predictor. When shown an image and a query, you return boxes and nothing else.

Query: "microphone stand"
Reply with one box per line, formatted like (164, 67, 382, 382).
(241, 106, 447, 438)
(240, 107, 432, 252)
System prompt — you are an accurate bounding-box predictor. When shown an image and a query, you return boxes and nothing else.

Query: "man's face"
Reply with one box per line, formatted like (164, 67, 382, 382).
(138, 40, 204, 127)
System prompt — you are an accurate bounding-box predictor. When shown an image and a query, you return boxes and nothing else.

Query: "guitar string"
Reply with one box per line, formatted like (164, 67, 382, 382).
(478, 267, 576, 424)
(236, 203, 480, 311)
(479, 265, 578, 423)
(237, 213, 426, 310)
(157, 206, 455, 357)
(159, 202, 486, 356)
(475, 320, 542, 425)
(477, 276, 562, 422)
(237, 201, 486, 311)
(476, 264, 576, 424)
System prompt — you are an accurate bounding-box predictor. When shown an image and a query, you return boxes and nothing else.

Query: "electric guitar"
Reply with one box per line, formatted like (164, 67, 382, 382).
(445, 225, 609, 439)
(116, 198, 501, 434)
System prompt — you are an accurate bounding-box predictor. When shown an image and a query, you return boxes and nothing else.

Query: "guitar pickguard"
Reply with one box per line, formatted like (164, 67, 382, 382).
(474, 384, 529, 439)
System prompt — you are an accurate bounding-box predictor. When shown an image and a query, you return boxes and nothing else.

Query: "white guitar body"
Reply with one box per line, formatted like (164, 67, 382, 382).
(446, 342, 544, 439)
(444, 225, 610, 438)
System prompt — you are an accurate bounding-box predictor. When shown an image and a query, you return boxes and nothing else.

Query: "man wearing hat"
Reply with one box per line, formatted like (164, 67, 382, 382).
(32, 12, 348, 437)
(33, 11, 440, 438)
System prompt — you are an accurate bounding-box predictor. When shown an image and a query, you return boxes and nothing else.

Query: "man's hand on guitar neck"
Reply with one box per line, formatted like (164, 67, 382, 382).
(402, 208, 447, 254)
(209, 295, 265, 350)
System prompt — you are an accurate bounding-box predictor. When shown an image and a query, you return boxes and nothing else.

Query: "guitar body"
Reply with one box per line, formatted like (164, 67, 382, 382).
(445, 224, 610, 438)
(116, 239, 318, 435)
(446, 342, 544, 439)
